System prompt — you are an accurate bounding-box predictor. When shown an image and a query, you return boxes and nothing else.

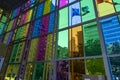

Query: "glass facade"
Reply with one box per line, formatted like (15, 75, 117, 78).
(0, 0, 120, 80)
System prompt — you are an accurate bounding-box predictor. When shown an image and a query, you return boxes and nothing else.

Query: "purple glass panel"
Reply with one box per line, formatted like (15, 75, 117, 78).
(36, 36, 47, 61)
(7, 31, 13, 44)
(40, 15, 49, 35)
(17, 7, 21, 16)
(56, 61, 69, 80)
(20, 12, 27, 25)
(59, 0, 68, 8)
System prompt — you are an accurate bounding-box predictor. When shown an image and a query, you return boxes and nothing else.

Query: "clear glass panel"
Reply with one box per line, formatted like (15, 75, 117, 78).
(83, 22, 102, 56)
(69, 26, 84, 58)
(69, 2, 81, 26)
(100, 16, 120, 54)
(86, 58, 105, 75)
(81, 0, 95, 22)
(96, 0, 115, 17)
(70, 60, 85, 80)
(56, 61, 69, 80)
(59, 7, 68, 29)
(57, 30, 68, 59)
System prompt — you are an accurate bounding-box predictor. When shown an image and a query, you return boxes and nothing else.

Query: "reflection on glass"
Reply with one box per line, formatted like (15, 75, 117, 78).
(109, 57, 120, 79)
(57, 30, 68, 59)
(33, 62, 44, 80)
(96, 0, 115, 16)
(69, 2, 81, 26)
(24, 63, 34, 80)
(86, 58, 105, 75)
(100, 16, 120, 54)
(81, 0, 95, 22)
(59, 7, 68, 29)
(56, 61, 69, 80)
(69, 26, 84, 57)
(70, 60, 85, 80)
(5, 64, 19, 80)
(83, 22, 102, 56)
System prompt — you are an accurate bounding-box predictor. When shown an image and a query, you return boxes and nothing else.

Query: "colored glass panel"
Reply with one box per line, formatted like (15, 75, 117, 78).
(43, 62, 50, 80)
(83, 22, 102, 56)
(96, 0, 115, 17)
(56, 61, 69, 80)
(20, 12, 27, 25)
(109, 57, 120, 79)
(33, 62, 44, 80)
(26, 9, 33, 23)
(36, 3, 44, 18)
(86, 58, 105, 75)
(57, 30, 68, 59)
(45, 34, 53, 60)
(48, 13, 55, 33)
(51, 0, 56, 11)
(40, 15, 49, 35)
(32, 19, 41, 37)
(59, 7, 68, 29)
(1, 16, 7, 23)
(36, 36, 47, 61)
(0, 22, 5, 35)
(59, 0, 68, 8)
(5, 64, 19, 80)
(43, 0, 51, 15)
(69, 2, 81, 26)
(113, 0, 120, 12)
(28, 38, 39, 62)
(81, 0, 95, 22)
(9, 42, 25, 63)
(69, 26, 84, 58)
(70, 60, 85, 80)
(24, 63, 34, 80)
(100, 16, 120, 54)
(3, 32, 9, 44)
(6, 20, 14, 32)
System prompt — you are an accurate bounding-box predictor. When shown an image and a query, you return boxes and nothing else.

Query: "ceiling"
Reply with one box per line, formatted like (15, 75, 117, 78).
(0, 0, 28, 12)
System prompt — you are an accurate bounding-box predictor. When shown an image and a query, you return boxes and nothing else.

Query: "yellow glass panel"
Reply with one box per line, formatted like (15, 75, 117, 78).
(45, 34, 53, 60)
(43, 62, 50, 80)
(24, 64, 34, 80)
(69, 26, 84, 58)
(96, 0, 115, 16)
(28, 38, 38, 62)
(22, 24, 29, 37)
(26, 9, 33, 23)
(43, 0, 51, 15)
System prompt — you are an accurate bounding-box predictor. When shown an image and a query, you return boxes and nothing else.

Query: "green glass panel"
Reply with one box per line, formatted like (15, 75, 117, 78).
(3, 32, 9, 44)
(59, 7, 68, 29)
(6, 20, 14, 32)
(28, 38, 38, 62)
(86, 58, 105, 75)
(5, 64, 19, 80)
(24, 63, 34, 80)
(33, 62, 44, 80)
(57, 30, 68, 59)
(1, 16, 7, 23)
(0, 22, 5, 34)
(81, 0, 95, 22)
(113, 0, 120, 12)
(83, 22, 102, 56)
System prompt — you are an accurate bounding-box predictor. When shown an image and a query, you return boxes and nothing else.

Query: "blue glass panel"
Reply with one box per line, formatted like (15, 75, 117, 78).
(48, 13, 55, 32)
(36, 3, 44, 18)
(12, 8, 18, 18)
(100, 16, 120, 54)
(0, 23, 6, 35)
(51, 0, 56, 12)
(32, 19, 41, 37)
(69, 2, 81, 26)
